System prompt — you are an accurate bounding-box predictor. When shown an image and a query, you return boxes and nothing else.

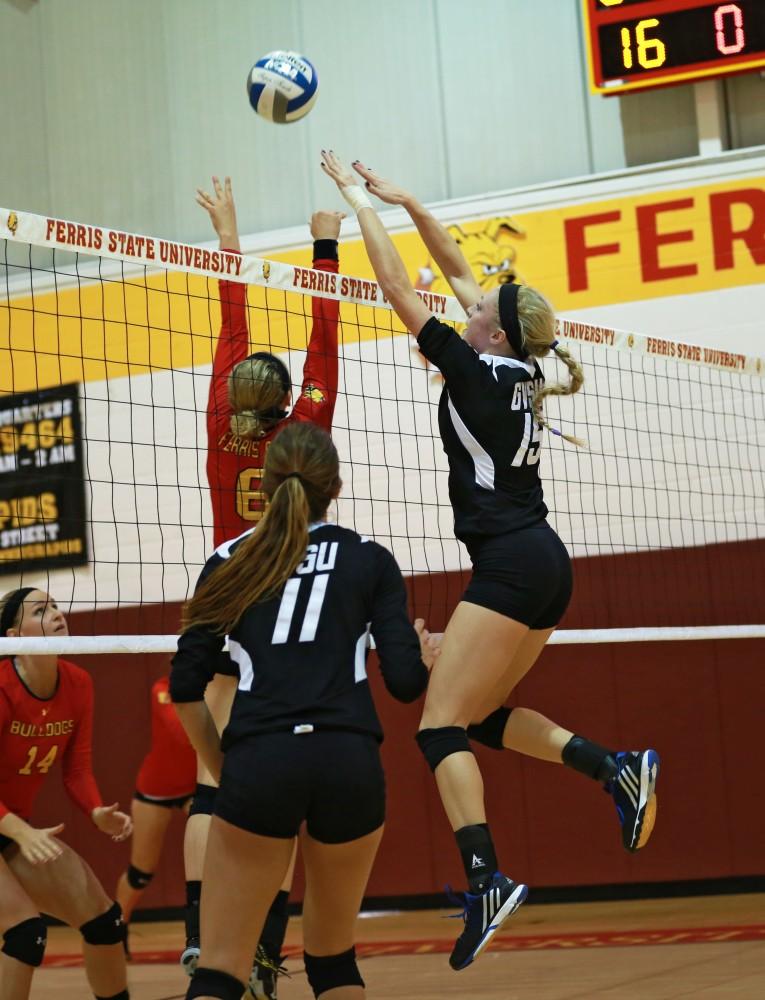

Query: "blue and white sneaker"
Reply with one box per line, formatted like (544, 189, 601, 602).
(448, 872, 528, 971)
(608, 750, 660, 852)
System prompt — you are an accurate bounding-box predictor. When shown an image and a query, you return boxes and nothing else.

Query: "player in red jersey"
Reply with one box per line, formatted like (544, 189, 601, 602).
(115, 676, 195, 937)
(183, 176, 343, 998)
(0, 587, 133, 1000)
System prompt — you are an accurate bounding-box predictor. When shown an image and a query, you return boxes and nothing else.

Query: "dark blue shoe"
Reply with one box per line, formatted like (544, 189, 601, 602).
(448, 872, 528, 970)
(608, 750, 660, 852)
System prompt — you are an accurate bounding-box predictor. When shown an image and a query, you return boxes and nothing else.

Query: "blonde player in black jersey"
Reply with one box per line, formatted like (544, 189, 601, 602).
(170, 421, 435, 1000)
(321, 150, 660, 972)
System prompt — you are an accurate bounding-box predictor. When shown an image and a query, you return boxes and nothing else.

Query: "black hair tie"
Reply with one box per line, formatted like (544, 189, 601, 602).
(498, 282, 527, 358)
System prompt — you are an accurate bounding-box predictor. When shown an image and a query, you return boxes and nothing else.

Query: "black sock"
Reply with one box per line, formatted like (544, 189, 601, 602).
(259, 889, 290, 959)
(455, 824, 497, 894)
(185, 880, 202, 942)
(562, 735, 618, 783)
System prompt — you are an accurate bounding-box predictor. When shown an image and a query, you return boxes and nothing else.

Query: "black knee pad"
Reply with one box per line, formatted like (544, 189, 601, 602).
(189, 782, 217, 817)
(126, 864, 153, 890)
(1, 916, 47, 967)
(304, 948, 364, 997)
(94, 991, 129, 1000)
(415, 726, 472, 772)
(80, 902, 126, 946)
(187, 966, 245, 1000)
(467, 706, 513, 750)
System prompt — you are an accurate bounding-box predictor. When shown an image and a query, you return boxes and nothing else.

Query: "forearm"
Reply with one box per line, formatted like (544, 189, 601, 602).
(0, 811, 32, 841)
(357, 207, 414, 298)
(405, 197, 470, 280)
(219, 230, 241, 253)
(174, 700, 224, 782)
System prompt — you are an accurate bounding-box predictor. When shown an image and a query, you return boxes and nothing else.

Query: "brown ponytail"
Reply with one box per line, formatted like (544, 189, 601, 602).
(182, 423, 342, 634)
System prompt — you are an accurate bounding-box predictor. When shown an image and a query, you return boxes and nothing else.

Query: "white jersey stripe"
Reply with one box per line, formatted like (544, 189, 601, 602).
(447, 395, 495, 490)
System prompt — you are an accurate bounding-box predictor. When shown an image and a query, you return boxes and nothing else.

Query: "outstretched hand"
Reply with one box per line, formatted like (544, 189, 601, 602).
(195, 175, 239, 247)
(320, 150, 356, 191)
(351, 162, 412, 207)
(92, 803, 133, 842)
(414, 618, 441, 672)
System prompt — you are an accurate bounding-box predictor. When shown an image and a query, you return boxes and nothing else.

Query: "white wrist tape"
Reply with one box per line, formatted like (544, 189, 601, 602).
(341, 185, 373, 215)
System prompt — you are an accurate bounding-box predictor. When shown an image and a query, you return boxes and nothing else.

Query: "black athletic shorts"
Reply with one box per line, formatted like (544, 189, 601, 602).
(0, 833, 14, 854)
(214, 730, 385, 844)
(463, 522, 572, 628)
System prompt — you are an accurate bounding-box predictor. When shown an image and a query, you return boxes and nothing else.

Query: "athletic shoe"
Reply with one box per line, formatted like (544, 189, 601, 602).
(608, 750, 660, 852)
(180, 936, 200, 978)
(247, 944, 288, 999)
(448, 872, 528, 971)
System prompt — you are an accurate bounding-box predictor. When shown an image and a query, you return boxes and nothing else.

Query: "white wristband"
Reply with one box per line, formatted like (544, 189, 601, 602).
(341, 185, 373, 215)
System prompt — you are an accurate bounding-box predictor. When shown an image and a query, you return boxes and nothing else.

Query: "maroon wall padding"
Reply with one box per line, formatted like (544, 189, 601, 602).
(28, 538, 765, 910)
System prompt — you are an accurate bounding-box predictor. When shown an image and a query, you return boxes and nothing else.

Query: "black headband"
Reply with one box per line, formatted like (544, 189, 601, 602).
(245, 352, 291, 395)
(0, 587, 36, 636)
(498, 283, 526, 358)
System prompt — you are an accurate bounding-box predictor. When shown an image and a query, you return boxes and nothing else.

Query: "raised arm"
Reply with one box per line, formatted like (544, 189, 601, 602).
(352, 161, 482, 312)
(291, 210, 343, 428)
(321, 150, 433, 337)
(197, 176, 249, 432)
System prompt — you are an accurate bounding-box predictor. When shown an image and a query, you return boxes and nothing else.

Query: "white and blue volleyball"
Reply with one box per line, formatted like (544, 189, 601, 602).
(247, 51, 318, 124)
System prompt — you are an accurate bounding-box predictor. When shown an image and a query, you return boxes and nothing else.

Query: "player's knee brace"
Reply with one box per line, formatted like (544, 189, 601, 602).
(189, 782, 217, 817)
(186, 966, 244, 1000)
(126, 864, 153, 890)
(304, 948, 364, 997)
(94, 991, 129, 999)
(467, 706, 513, 750)
(80, 901, 126, 946)
(415, 726, 472, 772)
(1, 916, 47, 967)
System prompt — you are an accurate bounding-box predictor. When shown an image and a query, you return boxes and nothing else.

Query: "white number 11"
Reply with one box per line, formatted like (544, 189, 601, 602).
(272, 574, 330, 644)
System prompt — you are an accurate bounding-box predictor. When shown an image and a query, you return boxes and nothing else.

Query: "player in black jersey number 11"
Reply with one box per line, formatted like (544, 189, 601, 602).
(321, 150, 661, 972)
(170, 422, 436, 1000)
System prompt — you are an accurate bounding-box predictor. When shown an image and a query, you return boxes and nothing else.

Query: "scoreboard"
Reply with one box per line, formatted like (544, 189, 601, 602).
(583, 0, 765, 94)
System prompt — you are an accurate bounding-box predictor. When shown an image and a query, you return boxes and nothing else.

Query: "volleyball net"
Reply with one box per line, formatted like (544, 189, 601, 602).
(1, 205, 764, 654)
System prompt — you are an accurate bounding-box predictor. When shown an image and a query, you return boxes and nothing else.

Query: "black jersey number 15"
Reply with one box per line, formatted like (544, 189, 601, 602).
(511, 412, 542, 467)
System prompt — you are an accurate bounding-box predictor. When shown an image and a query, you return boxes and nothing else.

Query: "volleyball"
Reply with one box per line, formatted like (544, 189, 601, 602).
(247, 51, 318, 124)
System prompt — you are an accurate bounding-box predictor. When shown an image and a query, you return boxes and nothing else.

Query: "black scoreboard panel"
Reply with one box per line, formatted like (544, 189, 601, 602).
(583, 0, 765, 94)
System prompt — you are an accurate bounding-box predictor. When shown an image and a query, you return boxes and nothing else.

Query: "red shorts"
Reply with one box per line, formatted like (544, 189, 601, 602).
(135, 746, 196, 802)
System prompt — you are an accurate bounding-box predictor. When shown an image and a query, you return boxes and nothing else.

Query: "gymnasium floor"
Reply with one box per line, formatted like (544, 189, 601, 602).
(31, 892, 765, 998)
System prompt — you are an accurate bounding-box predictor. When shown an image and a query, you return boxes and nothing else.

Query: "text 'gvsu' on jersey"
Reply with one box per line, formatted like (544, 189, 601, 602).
(417, 317, 548, 542)
(170, 523, 428, 747)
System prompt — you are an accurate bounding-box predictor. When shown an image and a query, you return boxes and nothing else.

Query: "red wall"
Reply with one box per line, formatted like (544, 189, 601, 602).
(29, 538, 765, 909)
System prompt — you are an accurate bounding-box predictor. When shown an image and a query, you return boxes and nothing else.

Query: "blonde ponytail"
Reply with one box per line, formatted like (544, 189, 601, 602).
(227, 355, 289, 440)
(534, 343, 586, 447)
(514, 285, 586, 448)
